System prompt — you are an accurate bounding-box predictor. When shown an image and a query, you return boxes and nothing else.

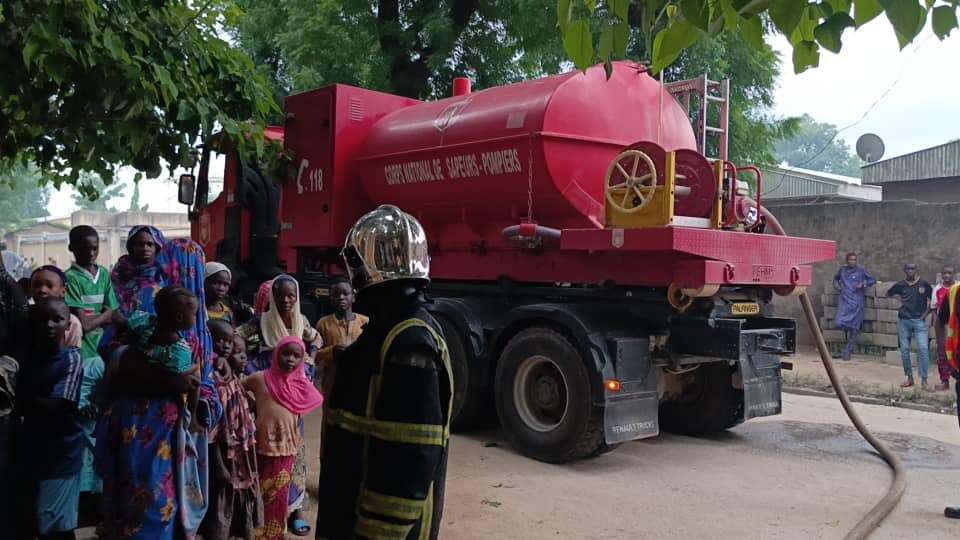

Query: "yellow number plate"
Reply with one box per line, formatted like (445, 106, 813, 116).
(731, 302, 760, 316)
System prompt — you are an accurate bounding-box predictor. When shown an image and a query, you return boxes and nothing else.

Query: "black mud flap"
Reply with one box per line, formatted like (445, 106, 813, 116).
(603, 337, 660, 444)
(738, 353, 782, 421)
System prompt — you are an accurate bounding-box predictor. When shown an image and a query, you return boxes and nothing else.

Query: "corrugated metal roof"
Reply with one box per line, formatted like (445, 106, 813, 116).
(760, 166, 879, 202)
(861, 140, 960, 184)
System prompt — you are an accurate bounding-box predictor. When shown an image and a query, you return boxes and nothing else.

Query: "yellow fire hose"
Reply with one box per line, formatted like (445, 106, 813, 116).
(761, 205, 907, 539)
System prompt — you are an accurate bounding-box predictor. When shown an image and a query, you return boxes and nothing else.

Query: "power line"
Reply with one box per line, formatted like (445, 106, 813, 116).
(764, 33, 935, 196)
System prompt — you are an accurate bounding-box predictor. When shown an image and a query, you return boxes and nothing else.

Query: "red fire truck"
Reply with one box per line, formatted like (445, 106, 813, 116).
(181, 62, 834, 463)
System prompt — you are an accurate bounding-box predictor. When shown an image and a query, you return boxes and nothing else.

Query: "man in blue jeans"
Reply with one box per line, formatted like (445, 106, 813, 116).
(887, 263, 933, 389)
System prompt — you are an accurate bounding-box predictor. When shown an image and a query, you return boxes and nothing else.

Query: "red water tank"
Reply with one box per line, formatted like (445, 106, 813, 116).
(356, 62, 697, 241)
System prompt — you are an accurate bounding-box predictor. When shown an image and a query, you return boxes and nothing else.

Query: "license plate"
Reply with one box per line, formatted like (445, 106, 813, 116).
(731, 302, 760, 316)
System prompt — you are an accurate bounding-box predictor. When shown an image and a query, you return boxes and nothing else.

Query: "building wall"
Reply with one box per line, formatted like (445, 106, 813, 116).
(4, 211, 190, 272)
(866, 176, 960, 203)
(769, 199, 960, 344)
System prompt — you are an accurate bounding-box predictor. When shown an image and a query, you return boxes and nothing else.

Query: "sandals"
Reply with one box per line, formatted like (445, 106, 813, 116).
(289, 517, 311, 536)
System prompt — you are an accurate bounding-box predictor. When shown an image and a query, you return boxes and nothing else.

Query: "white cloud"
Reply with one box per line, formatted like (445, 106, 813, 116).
(772, 17, 960, 159)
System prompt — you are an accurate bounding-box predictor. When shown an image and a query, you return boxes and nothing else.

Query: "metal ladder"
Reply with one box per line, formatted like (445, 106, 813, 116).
(663, 74, 730, 162)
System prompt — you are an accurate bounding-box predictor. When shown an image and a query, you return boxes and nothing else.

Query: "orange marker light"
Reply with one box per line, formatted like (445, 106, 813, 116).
(605, 379, 621, 392)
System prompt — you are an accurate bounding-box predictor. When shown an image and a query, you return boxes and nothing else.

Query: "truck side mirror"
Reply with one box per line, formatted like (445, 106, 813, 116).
(178, 174, 196, 205)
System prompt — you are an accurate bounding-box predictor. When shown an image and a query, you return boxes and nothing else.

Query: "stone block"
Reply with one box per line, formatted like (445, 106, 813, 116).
(821, 293, 838, 307)
(824, 306, 837, 319)
(858, 333, 900, 348)
(874, 281, 897, 297)
(876, 309, 900, 323)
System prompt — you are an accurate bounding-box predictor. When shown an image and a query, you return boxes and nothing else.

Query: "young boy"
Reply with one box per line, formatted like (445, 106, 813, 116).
(30, 266, 82, 349)
(21, 297, 84, 540)
(64, 225, 118, 515)
(230, 334, 249, 376)
(315, 277, 367, 389)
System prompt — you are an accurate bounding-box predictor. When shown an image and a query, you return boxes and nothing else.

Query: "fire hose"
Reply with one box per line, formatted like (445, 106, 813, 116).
(761, 204, 906, 540)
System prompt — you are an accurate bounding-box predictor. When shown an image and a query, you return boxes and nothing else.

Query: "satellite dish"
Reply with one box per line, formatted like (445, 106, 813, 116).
(856, 133, 885, 163)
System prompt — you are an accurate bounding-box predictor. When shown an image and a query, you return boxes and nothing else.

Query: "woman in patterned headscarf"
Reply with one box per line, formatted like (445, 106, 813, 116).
(96, 230, 222, 540)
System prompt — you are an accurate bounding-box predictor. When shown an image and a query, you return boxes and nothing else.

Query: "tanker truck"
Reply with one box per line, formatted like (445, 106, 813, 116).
(180, 62, 835, 463)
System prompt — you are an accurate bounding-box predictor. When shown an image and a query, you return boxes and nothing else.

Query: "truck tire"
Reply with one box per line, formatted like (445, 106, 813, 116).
(659, 363, 744, 436)
(494, 327, 605, 463)
(437, 316, 488, 430)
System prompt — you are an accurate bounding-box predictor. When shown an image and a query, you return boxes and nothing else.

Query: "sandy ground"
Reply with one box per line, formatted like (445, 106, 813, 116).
(294, 393, 960, 540)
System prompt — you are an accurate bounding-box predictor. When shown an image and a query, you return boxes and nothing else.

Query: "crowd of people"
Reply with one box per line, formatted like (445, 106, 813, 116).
(833, 253, 958, 391)
(0, 204, 454, 540)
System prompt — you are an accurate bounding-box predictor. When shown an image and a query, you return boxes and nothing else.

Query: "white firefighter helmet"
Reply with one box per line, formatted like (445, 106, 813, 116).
(342, 204, 430, 290)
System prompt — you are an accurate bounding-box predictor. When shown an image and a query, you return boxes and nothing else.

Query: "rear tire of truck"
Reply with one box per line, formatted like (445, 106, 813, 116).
(659, 363, 743, 436)
(437, 316, 488, 431)
(495, 328, 605, 463)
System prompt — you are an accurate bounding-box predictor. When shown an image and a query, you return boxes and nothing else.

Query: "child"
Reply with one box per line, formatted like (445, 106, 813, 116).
(231, 334, 249, 375)
(244, 336, 323, 540)
(202, 319, 263, 540)
(126, 286, 202, 428)
(315, 277, 367, 396)
(21, 297, 84, 540)
(29, 265, 82, 349)
(64, 225, 118, 521)
(205, 262, 235, 325)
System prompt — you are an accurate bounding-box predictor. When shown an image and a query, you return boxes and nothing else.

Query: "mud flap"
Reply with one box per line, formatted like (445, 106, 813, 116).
(603, 337, 660, 444)
(737, 352, 782, 421)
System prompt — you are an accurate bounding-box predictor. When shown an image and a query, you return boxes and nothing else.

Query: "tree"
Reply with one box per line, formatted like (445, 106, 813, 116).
(0, 164, 49, 235)
(229, 0, 568, 102)
(0, 0, 280, 189)
(128, 181, 149, 212)
(71, 173, 124, 212)
(774, 114, 861, 176)
(557, 1, 960, 75)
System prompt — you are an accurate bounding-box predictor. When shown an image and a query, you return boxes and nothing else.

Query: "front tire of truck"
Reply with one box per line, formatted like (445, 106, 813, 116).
(495, 327, 605, 463)
(437, 315, 488, 431)
(658, 363, 744, 436)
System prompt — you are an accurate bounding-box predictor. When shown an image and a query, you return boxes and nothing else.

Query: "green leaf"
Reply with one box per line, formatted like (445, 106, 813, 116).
(853, 0, 883, 26)
(740, 13, 764, 49)
(880, 0, 924, 48)
(652, 18, 700, 73)
(604, 58, 614, 79)
(680, 0, 711, 31)
(612, 22, 629, 58)
(769, 0, 806, 36)
(814, 13, 855, 52)
(792, 40, 821, 73)
(22, 38, 40, 67)
(583, 0, 597, 14)
(598, 27, 613, 60)
(558, 0, 572, 34)
(932, 5, 958, 39)
(797, 6, 819, 41)
(610, 0, 630, 21)
(563, 18, 594, 72)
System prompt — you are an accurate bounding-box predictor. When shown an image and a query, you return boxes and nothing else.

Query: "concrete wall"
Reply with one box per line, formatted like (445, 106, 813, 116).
(770, 199, 960, 345)
(867, 177, 960, 203)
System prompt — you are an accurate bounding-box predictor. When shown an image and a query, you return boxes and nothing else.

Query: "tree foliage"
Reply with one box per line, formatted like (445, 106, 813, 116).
(71, 173, 125, 211)
(0, 0, 280, 188)
(229, 0, 569, 103)
(0, 164, 49, 235)
(773, 114, 861, 176)
(558, 1, 960, 75)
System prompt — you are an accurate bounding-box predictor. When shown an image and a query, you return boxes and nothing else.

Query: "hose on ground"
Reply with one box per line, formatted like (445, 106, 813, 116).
(760, 205, 907, 539)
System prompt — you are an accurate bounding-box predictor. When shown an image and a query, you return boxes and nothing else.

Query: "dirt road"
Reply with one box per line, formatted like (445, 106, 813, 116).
(300, 392, 960, 539)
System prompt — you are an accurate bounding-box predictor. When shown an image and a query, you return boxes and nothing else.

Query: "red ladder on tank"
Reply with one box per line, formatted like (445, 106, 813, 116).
(664, 75, 730, 162)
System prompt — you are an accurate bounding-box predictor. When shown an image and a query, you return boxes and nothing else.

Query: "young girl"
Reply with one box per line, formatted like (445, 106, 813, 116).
(21, 297, 84, 540)
(204, 262, 234, 326)
(202, 319, 263, 540)
(244, 337, 323, 540)
(237, 274, 321, 535)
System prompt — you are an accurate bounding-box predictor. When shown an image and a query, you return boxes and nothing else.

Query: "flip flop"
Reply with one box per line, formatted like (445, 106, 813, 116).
(289, 518, 311, 536)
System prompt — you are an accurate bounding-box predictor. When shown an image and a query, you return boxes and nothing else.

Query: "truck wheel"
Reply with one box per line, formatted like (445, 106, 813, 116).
(495, 328, 605, 463)
(438, 316, 488, 430)
(659, 363, 744, 436)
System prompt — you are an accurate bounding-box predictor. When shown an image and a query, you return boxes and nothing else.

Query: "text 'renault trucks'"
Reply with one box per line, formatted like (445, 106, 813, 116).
(181, 62, 835, 463)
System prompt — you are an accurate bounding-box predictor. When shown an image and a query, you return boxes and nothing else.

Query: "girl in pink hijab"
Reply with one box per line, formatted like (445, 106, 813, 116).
(242, 336, 323, 540)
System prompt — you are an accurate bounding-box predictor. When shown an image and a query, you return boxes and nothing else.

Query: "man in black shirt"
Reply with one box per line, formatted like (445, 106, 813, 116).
(887, 263, 933, 389)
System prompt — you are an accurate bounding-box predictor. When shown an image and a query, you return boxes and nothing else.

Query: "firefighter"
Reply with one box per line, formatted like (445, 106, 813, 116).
(315, 204, 453, 540)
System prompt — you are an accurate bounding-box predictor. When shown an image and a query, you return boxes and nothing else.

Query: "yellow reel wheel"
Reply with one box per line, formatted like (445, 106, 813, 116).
(667, 284, 694, 313)
(605, 149, 658, 214)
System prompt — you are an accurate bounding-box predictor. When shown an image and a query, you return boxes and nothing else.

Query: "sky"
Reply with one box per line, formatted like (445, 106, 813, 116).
(771, 17, 960, 161)
(46, 15, 960, 217)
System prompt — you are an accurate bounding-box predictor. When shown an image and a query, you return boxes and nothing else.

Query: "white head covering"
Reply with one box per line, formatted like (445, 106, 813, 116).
(204, 261, 232, 283)
(260, 274, 304, 350)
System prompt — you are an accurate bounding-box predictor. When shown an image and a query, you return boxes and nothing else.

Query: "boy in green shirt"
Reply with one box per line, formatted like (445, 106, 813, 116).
(63, 225, 118, 523)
